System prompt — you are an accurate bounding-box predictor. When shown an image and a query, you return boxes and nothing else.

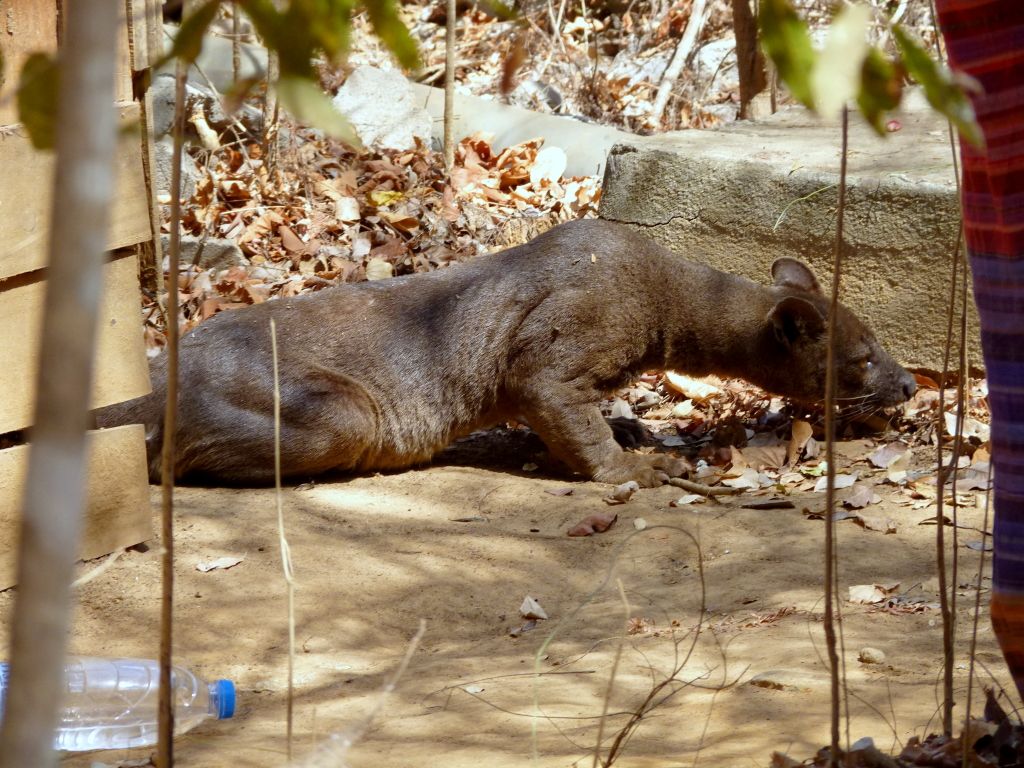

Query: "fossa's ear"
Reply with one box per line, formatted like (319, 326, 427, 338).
(771, 258, 823, 294)
(767, 296, 826, 348)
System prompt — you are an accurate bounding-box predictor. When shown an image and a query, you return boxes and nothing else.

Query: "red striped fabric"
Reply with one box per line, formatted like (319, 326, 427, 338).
(937, 0, 1024, 702)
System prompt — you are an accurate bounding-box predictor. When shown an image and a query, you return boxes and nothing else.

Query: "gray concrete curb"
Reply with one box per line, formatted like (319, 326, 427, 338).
(598, 92, 975, 372)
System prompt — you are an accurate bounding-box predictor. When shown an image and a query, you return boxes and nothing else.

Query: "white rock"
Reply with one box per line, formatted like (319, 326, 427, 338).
(332, 66, 432, 151)
(694, 36, 739, 93)
(858, 647, 886, 664)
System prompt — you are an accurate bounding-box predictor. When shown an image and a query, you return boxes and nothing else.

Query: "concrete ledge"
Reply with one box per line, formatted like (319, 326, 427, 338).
(598, 92, 975, 372)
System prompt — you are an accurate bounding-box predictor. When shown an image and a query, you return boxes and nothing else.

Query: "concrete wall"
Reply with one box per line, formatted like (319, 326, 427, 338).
(599, 93, 978, 372)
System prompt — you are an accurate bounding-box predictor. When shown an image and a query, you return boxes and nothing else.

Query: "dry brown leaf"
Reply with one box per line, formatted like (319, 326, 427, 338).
(365, 257, 394, 281)
(664, 371, 720, 401)
(787, 420, 813, 466)
(868, 442, 910, 469)
(843, 482, 876, 509)
(219, 178, 251, 201)
(739, 444, 787, 470)
(381, 210, 421, 233)
(814, 473, 857, 493)
(722, 467, 759, 490)
(278, 225, 308, 255)
(544, 487, 574, 497)
(849, 582, 900, 604)
(567, 512, 618, 537)
(853, 513, 897, 533)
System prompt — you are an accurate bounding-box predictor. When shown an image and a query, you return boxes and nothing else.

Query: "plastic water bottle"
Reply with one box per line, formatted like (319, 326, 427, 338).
(0, 657, 236, 751)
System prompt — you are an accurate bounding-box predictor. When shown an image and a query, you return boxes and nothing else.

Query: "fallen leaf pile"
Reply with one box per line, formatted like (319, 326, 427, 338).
(773, 689, 1024, 767)
(330, 0, 943, 133)
(148, 128, 601, 349)
(599, 370, 991, 539)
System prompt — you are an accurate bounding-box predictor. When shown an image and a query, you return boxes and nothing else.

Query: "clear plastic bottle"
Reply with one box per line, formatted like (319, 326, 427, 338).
(0, 657, 236, 752)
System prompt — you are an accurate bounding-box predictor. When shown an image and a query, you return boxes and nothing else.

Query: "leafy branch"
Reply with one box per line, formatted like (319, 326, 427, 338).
(5, 0, 423, 149)
(758, 0, 982, 147)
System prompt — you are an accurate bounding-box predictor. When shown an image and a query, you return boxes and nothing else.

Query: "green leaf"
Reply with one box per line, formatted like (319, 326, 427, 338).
(238, 0, 286, 46)
(810, 3, 870, 119)
(856, 48, 902, 135)
(276, 76, 363, 148)
(893, 25, 983, 148)
(17, 53, 59, 150)
(312, 0, 355, 61)
(758, 0, 816, 109)
(364, 0, 420, 70)
(156, 0, 220, 68)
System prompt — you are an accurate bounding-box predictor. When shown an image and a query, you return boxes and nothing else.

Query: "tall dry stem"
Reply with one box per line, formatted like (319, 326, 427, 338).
(0, 0, 119, 765)
(821, 105, 850, 767)
(270, 318, 297, 760)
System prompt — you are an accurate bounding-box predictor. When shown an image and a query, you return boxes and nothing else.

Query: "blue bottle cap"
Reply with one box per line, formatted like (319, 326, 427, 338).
(215, 679, 236, 719)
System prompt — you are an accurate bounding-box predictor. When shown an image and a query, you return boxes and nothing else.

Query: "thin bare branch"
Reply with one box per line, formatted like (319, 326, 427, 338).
(444, 0, 457, 173)
(157, 49, 189, 768)
(651, 0, 709, 125)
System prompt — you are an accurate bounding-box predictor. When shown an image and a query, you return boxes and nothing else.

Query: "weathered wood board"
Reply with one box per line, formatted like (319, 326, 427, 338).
(0, 1, 157, 593)
(128, 0, 165, 71)
(0, 253, 151, 434)
(0, 102, 151, 282)
(0, 0, 134, 121)
(116, 6, 136, 105)
(0, 424, 153, 590)
(0, 0, 59, 127)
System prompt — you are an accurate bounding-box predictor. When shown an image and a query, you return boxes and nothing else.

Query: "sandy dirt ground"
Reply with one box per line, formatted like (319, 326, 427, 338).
(0, 432, 1006, 768)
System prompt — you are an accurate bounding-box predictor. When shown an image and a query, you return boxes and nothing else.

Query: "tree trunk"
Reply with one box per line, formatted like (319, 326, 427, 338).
(732, 0, 767, 119)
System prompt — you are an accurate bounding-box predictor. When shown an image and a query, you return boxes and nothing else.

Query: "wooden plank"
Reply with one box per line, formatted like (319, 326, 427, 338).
(0, 254, 151, 434)
(140, 86, 165, 292)
(0, 425, 153, 590)
(146, 0, 164, 69)
(115, 1, 135, 103)
(0, 0, 59, 127)
(127, 0, 149, 72)
(127, 0, 164, 71)
(0, 102, 150, 281)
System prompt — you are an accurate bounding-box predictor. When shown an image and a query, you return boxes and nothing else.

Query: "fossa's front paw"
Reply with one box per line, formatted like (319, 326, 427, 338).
(593, 453, 687, 488)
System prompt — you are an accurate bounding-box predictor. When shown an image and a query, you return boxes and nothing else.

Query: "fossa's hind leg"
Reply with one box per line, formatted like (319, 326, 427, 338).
(173, 367, 381, 483)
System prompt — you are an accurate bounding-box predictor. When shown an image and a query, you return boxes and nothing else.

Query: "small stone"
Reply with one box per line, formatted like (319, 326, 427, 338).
(161, 234, 246, 270)
(858, 647, 886, 664)
(606, 480, 640, 504)
(153, 137, 200, 199)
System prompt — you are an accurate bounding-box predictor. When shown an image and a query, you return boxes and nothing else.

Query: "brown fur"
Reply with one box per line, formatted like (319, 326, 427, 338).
(97, 219, 915, 486)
